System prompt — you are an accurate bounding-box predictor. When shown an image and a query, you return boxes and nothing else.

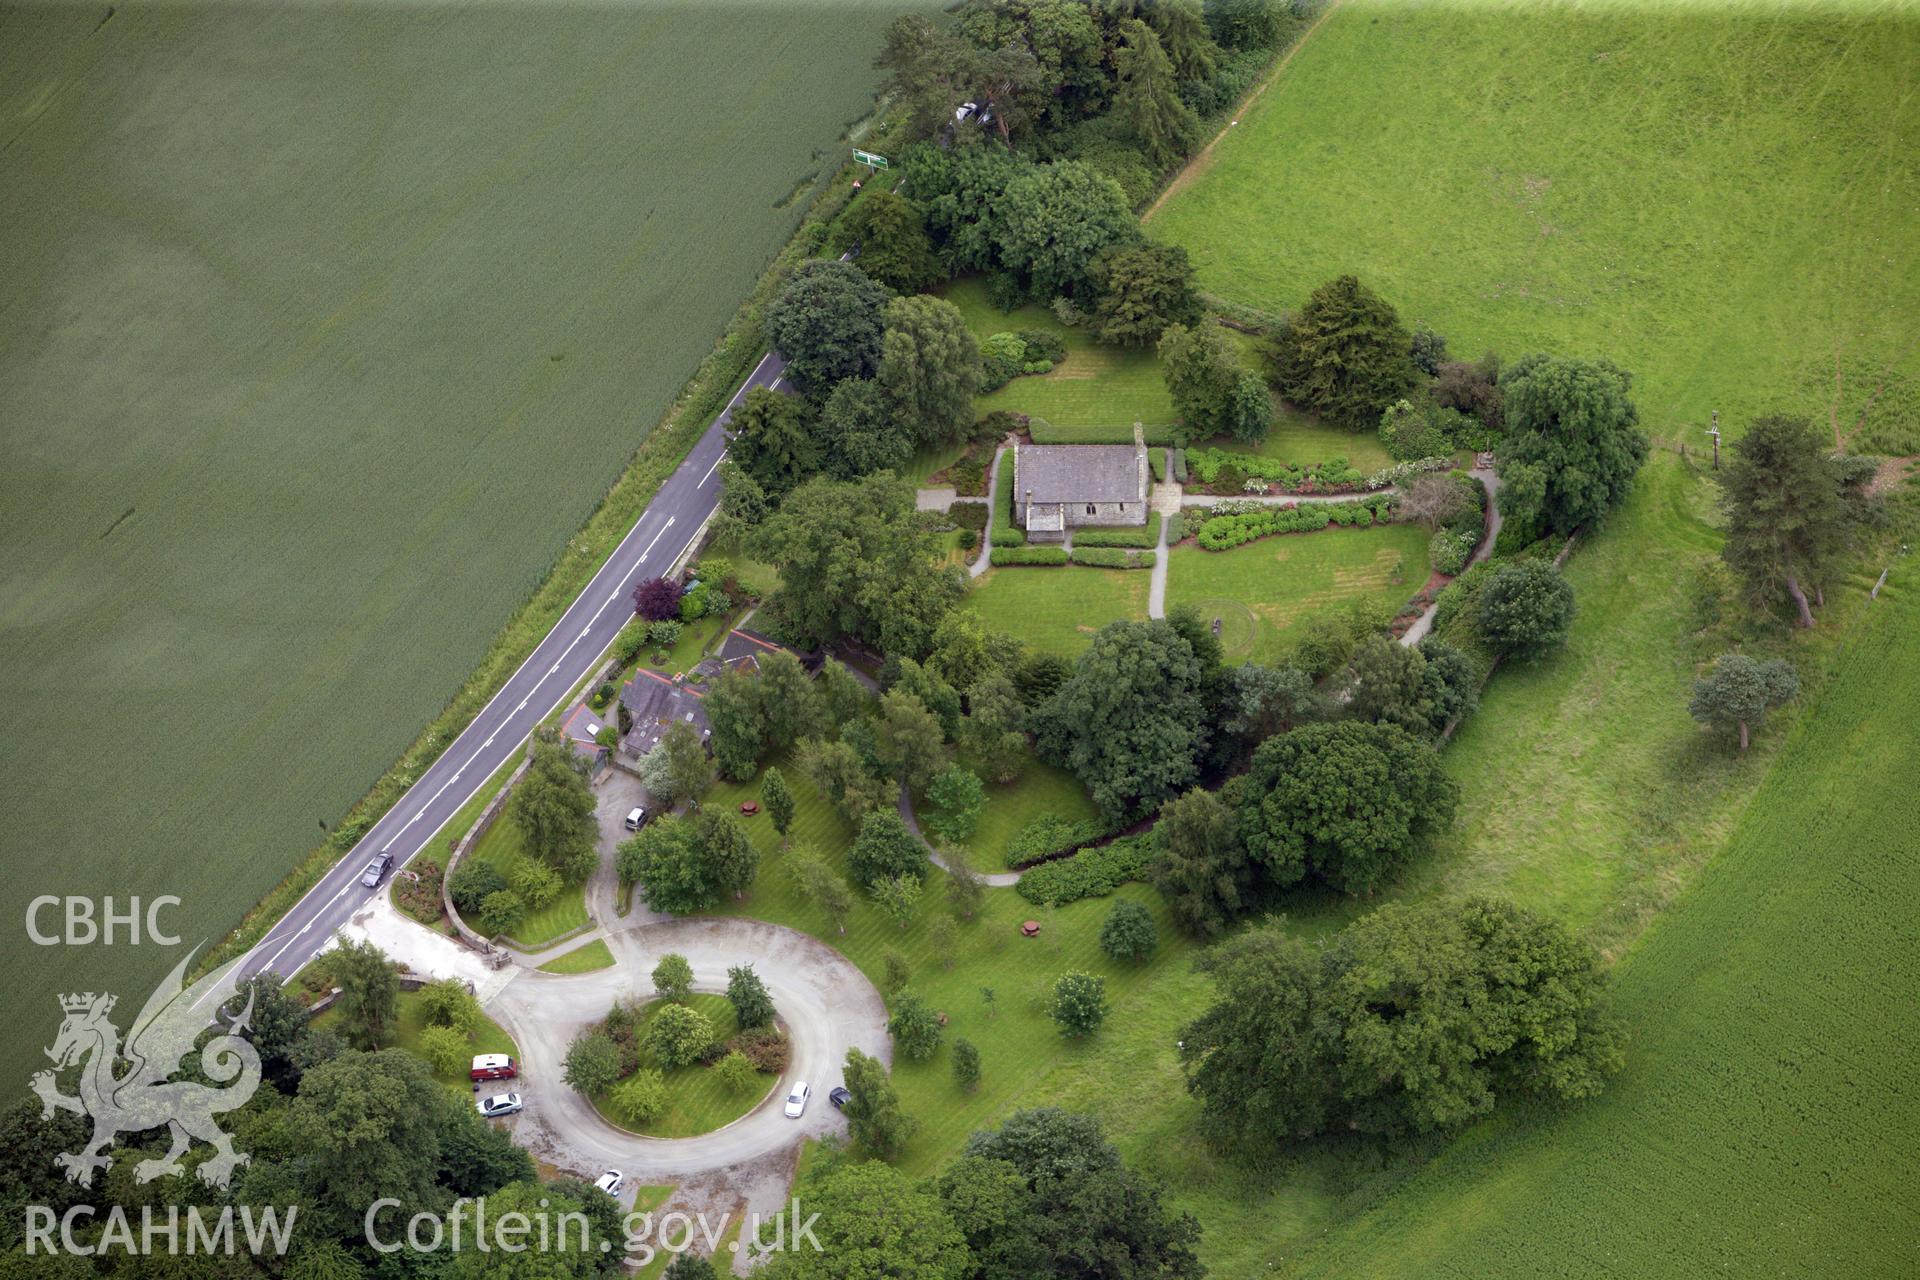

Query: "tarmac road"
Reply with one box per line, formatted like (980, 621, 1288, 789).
(197, 349, 789, 1009)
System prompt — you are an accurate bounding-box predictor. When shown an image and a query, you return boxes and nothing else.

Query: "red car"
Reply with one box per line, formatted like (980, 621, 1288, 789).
(470, 1054, 517, 1082)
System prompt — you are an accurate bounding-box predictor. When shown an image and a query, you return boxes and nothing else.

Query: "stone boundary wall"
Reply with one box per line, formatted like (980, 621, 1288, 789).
(439, 756, 533, 949)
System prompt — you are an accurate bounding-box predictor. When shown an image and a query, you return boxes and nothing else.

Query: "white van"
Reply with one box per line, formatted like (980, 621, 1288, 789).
(624, 807, 647, 832)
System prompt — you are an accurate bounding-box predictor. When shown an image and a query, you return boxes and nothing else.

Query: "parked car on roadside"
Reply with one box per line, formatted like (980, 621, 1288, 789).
(594, 1171, 624, 1197)
(784, 1082, 811, 1118)
(476, 1092, 523, 1118)
(828, 1086, 851, 1110)
(470, 1054, 517, 1082)
(624, 806, 647, 832)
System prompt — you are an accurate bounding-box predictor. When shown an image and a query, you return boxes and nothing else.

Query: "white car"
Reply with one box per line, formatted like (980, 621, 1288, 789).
(476, 1092, 522, 1118)
(594, 1171, 624, 1197)
(783, 1081, 810, 1118)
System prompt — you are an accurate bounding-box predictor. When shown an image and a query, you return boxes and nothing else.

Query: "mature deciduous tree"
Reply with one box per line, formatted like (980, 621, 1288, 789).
(510, 728, 598, 879)
(874, 689, 949, 789)
(729, 387, 821, 498)
(563, 1030, 622, 1096)
(644, 1002, 713, 1069)
(878, 295, 984, 448)
(633, 575, 684, 621)
(1495, 354, 1648, 537)
(789, 850, 854, 934)
(727, 964, 776, 1029)
(764, 259, 891, 396)
(849, 808, 929, 889)
(839, 189, 941, 293)
(820, 377, 913, 480)
(753, 473, 966, 656)
(1099, 898, 1158, 962)
(1239, 721, 1458, 895)
(925, 765, 986, 843)
(704, 667, 768, 782)
(1149, 784, 1251, 937)
(1269, 275, 1419, 428)
(652, 952, 693, 1003)
(1346, 635, 1436, 735)
(1159, 321, 1243, 445)
(888, 990, 945, 1060)
(761, 766, 796, 839)
(332, 936, 399, 1051)
(1089, 239, 1202, 347)
(952, 1108, 1204, 1279)
(1474, 558, 1576, 659)
(994, 161, 1137, 301)
(1183, 897, 1622, 1146)
(1033, 620, 1210, 819)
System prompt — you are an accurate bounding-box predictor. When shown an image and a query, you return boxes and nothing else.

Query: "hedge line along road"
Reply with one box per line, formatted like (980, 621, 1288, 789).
(194, 348, 789, 1011)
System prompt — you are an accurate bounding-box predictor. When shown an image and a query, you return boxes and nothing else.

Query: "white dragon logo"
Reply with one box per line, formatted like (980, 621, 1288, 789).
(30, 952, 262, 1189)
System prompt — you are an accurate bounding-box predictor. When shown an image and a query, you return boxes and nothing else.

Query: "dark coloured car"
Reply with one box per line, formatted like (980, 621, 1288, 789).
(828, 1086, 852, 1110)
(360, 852, 395, 888)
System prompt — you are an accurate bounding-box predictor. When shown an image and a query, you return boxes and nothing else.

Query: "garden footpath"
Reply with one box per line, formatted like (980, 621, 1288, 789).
(1398, 462, 1500, 647)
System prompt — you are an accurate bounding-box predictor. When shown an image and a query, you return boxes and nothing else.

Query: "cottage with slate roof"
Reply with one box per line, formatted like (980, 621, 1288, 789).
(1012, 424, 1149, 542)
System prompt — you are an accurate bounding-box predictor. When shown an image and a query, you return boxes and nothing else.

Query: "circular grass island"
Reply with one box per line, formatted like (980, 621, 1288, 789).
(589, 994, 784, 1139)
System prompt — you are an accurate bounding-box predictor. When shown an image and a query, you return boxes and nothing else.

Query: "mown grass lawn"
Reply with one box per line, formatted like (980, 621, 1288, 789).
(928, 756, 1106, 872)
(590, 995, 777, 1139)
(960, 565, 1150, 658)
(537, 938, 615, 974)
(1166, 523, 1431, 665)
(467, 813, 590, 949)
(1204, 407, 1394, 472)
(939, 277, 1177, 433)
(700, 751, 1192, 1175)
(313, 987, 518, 1099)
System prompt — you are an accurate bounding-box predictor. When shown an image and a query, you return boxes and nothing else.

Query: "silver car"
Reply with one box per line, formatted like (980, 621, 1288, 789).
(784, 1081, 810, 1118)
(476, 1092, 522, 1118)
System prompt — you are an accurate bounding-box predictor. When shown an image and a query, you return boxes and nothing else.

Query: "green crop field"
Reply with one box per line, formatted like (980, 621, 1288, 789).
(1167, 523, 1432, 664)
(960, 564, 1151, 657)
(0, 0, 935, 1071)
(1149, 0, 1920, 453)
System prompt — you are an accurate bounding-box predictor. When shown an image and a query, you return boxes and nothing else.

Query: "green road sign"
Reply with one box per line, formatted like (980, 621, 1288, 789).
(853, 149, 889, 170)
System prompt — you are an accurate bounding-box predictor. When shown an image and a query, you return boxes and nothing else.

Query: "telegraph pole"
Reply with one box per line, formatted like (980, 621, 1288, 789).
(1707, 411, 1721, 469)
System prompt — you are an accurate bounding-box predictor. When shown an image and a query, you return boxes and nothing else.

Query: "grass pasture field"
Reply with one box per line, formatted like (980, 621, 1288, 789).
(1150, 0, 1920, 453)
(0, 0, 937, 1071)
(960, 563, 1151, 657)
(1281, 548, 1920, 1280)
(1166, 523, 1432, 664)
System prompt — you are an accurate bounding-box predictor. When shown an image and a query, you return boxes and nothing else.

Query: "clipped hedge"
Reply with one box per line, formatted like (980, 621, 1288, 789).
(990, 526, 1027, 548)
(1005, 813, 1119, 869)
(1171, 448, 1188, 484)
(1070, 547, 1155, 569)
(993, 449, 1016, 528)
(1072, 513, 1161, 548)
(948, 502, 989, 532)
(1150, 451, 1168, 483)
(1028, 420, 1180, 446)
(1165, 510, 1185, 544)
(1015, 834, 1154, 906)
(993, 545, 1069, 566)
(1195, 494, 1398, 551)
